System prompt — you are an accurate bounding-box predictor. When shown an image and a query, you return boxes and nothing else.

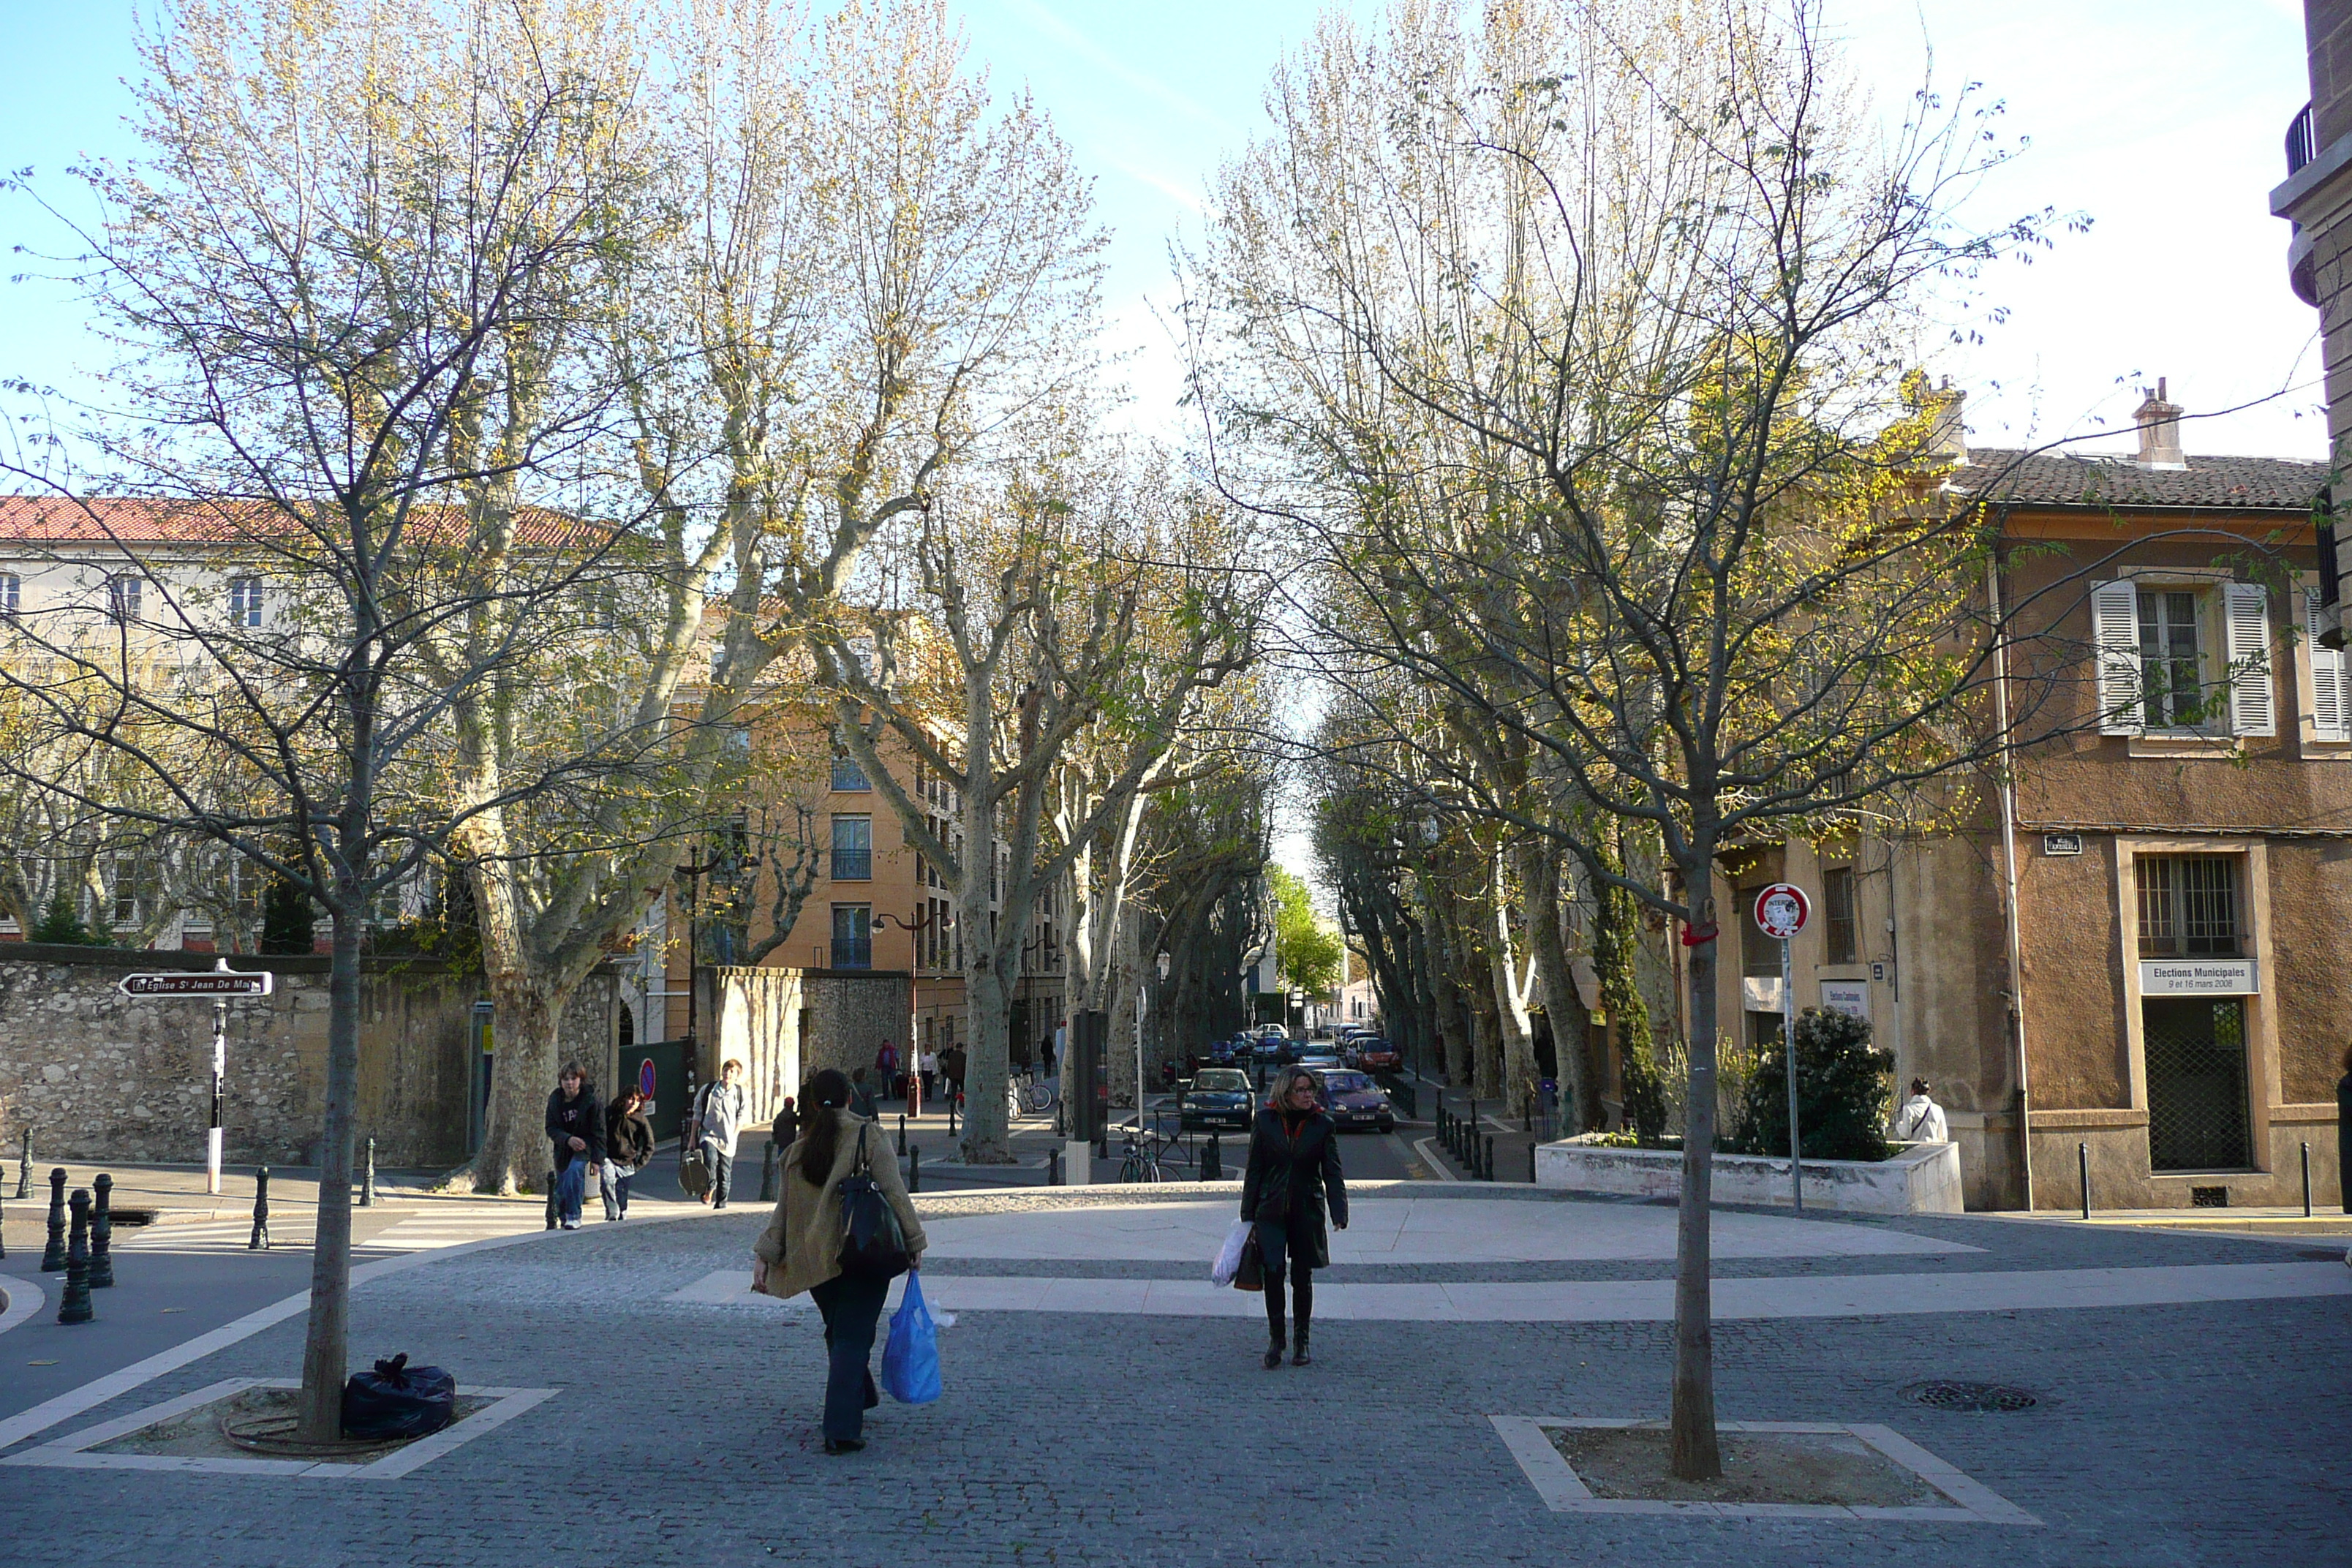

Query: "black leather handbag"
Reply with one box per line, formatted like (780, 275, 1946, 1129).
(837, 1124, 911, 1279)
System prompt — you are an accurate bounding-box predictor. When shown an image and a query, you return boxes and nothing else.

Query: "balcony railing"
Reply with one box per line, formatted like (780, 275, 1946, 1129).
(831, 757, 870, 790)
(2288, 102, 2316, 178)
(831, 936, 872, 969)
(829, 848, 872, 881)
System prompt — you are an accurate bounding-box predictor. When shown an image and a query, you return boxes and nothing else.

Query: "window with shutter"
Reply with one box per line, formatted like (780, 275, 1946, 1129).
(2090, 579, 2144, 734)
(2310, 589, 2349, 743)
(2223, 581, 2274, 736)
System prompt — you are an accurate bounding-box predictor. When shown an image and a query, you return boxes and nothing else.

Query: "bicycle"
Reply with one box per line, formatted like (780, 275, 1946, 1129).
(1006, 1071, 1060, 1120)
(1115, 1122, 1165, 1183)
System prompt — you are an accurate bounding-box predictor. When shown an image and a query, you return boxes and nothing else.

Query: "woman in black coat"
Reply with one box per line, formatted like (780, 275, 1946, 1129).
(1239, 1065, 1348, 1369)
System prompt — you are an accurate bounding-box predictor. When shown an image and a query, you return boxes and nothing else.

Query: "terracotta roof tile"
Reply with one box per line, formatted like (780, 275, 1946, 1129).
(1952, 449, 2329, 513)
(0, 494, 598, 548)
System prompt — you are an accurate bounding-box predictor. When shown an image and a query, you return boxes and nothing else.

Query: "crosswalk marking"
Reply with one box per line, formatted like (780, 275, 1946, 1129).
(117, 1206, 569, 1256)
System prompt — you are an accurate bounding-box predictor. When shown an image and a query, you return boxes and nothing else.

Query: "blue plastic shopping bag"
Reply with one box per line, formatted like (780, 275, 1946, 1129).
(881, 1270, 943, 1404)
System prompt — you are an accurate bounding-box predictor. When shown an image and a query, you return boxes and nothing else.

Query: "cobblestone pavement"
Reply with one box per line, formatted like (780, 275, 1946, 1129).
(1, 1191, 2345, 1567)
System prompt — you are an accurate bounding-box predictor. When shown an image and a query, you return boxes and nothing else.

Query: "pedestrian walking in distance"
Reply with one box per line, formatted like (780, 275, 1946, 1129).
(919, 1046, 939, 1107)
(753, 1068, 927, 1455)
(692, 1059, 749, 1210)
(1240, 1065, 1348, 1369)
(850, 1067, 881, 1120)
(876, 1039, 902, 1101)
(772, 1095, 799, 1153)
(603, 1085, 655, 1221)
(1893, 1079, 1950, 1143)
(545, 1064, 604, 1230)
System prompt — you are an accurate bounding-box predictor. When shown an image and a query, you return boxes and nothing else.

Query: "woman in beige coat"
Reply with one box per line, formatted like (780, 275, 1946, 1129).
(753, 1067, 927, 1453)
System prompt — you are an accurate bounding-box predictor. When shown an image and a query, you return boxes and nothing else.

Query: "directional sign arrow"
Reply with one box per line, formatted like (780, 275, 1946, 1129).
(118, 971, 275, 998)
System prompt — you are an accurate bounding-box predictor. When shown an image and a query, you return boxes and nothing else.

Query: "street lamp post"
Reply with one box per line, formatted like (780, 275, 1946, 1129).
(870, 909, 936, 1117)
(1139, 950, 1169, 1130)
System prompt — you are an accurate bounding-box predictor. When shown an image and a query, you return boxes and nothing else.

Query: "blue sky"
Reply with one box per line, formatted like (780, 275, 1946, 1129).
(0, 1, 2322, 459)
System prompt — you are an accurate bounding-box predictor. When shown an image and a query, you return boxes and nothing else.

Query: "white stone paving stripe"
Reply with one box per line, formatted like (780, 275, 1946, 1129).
(0, 1273, 47, 1336)
(871, 1261, 2352, 1322)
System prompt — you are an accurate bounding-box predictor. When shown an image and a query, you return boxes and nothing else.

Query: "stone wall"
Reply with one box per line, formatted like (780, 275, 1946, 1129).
(0, 944, 617, 1169)
(706, 965, 911, 1123)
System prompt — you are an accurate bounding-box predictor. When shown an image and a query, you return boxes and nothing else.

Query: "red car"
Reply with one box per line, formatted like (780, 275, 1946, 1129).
(1350, 1036, 1401, 1072)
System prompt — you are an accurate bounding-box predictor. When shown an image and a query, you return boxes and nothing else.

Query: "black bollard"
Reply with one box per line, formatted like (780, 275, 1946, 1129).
(544, 1170, 558, 1231)
(897, 1114, 907, 1157)
(2078, 1142, 2090, 1221)
(41, 1166, 68, 1271)
(361, 1137, 376, 1207)
(1047, 1147, 1062, 1187)
(90, 1173, 115, 1287)
(908, 1144, 921, 1194)
(1202, 1134, 1223, 1183)
(15, 1127, 29, 1199)
(57, 1190, 94, 1324)
(1483, 1135, 1495, 1182)
(2302, 1141, 2313, 1219)
(249, 1166, 273, 1250)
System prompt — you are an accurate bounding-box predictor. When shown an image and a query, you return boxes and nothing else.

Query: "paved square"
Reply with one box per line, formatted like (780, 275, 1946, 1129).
(1, 1187, 2345, 1567)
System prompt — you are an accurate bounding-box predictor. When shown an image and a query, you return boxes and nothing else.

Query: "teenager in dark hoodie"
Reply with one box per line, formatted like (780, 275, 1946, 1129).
(545, 1063, 604, 1230)
(602, 1085, 656, 1221)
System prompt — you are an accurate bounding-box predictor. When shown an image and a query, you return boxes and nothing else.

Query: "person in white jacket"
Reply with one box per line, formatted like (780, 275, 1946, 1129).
(1893, 1078, 1950, 1143)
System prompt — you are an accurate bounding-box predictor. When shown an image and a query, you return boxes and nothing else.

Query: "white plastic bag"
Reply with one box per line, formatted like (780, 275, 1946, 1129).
(1210, 1218, 1252, 1286)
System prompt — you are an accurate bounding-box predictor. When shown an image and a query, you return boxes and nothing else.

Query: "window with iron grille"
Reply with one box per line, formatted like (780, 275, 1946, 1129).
(829, 815, 872, 881)
(830, 753, 870, 791)
(1822, 866, 1858, 964)
(2136, 854, 2242, 957)
(830, 903, 871, 969)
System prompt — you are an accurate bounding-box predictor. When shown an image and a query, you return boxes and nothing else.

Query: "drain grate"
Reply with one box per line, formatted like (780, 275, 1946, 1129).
(1899, 1381, 2039, 1413)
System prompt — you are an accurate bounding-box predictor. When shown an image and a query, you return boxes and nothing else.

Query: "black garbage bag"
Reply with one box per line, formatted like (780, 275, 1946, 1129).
(342, 1353, 456, 1441)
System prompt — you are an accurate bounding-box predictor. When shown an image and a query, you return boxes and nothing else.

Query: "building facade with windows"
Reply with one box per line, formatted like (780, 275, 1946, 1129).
(1664, 394, 2347, 1212)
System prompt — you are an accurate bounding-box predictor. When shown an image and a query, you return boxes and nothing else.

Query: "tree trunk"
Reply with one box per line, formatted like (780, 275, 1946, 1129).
(295, 906, 363, 1442)
(1668, 862, 1722, 1482)
(467, 970, 573, 1193)
(1469, 982, 1503, 1099)
(1518, 842, 1592, 1131)
(960, 947, 1017, 1163)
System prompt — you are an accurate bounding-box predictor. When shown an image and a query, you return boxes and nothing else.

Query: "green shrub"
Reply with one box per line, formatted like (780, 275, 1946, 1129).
(259, 876, 316, 954)
(1621, 1035, 1670, 1147)
(1733, 1006, 1893, 1162)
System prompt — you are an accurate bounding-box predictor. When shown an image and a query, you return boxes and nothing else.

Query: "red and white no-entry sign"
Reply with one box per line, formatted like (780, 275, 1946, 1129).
(1752, 883, 1809, 941)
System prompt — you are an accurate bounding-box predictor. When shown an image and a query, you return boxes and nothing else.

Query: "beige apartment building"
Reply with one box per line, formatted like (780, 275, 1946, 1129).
(1666, 396, 2348, 1213)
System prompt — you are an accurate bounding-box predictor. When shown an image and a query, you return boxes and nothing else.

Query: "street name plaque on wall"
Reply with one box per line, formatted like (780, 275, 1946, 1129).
(117, 971, 275, 998)
(2138, 958, 2257, 995)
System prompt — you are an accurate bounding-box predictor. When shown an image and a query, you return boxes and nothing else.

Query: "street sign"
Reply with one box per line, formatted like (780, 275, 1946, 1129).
(1752, 883, 1809, 941)
(118, 970, 274, 998)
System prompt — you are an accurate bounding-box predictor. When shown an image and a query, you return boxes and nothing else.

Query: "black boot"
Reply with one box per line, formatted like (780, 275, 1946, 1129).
(1262, 1323, 1286, 1371)
(1292, 1320, 1311, 1367)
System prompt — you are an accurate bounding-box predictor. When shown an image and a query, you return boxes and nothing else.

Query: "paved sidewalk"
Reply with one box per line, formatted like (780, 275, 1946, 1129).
(2, 1184, 2346, 1567)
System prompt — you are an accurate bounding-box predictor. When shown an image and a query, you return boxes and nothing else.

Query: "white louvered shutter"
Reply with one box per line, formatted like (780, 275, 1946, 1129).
(2224, 581, 2275, 736)
(2090, 579, 2143, 735)
(2309, 589, 2349, 742)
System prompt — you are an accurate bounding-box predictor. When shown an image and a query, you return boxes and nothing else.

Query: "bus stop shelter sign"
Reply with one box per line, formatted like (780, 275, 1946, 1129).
(118, 971, 275, 998)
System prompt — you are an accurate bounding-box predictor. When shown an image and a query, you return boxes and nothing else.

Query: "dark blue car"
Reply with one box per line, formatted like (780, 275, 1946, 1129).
(1181, 1068, 1256, 1133)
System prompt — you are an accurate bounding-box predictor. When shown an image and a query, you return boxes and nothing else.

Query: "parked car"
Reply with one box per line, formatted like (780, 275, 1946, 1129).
(1297, 1050, 1343, 1072)
(1351, 1036, 1401, 1072)
(1312, 1068, 1395, 1134)
(1180, 1068, 1257, 1133)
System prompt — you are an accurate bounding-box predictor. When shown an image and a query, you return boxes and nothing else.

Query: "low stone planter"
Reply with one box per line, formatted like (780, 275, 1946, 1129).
(1534, 1136, 1964, 1215)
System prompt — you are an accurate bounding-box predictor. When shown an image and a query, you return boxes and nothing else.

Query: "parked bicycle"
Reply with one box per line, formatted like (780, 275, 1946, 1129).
(1007, 1071, 1060, 1119)
(1116, 1122, 1166, 1183)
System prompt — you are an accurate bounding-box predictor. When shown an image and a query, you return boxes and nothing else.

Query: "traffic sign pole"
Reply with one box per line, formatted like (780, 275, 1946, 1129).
(1782, 933, 1800, 1211)
(1751, 884, 1812, 1213)
(209, 998, 227, 1196)
(118, 960, 271, 1191)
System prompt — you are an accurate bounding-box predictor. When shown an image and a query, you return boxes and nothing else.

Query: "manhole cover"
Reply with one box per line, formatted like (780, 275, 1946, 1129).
(1899, 1381, 2038, 1413)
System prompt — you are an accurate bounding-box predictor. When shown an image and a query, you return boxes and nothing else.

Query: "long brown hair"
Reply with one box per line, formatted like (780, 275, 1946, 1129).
(795, 1068, 853, 1185)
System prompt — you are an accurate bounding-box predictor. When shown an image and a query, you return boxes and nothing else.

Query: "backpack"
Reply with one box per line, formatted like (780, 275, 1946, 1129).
(837, 1124, 911, 1280)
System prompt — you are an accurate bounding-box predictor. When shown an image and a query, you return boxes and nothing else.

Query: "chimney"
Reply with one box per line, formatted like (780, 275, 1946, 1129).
(1926, 377, 1967, 466)
(2134, 377, 2185, 470)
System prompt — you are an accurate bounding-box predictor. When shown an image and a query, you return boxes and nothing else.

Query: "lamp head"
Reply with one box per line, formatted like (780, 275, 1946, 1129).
(1156, 951, 1170, 981)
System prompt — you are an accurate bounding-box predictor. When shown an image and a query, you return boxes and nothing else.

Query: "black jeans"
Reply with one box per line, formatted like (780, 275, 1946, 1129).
(810, 1272, 890, 1440)
(702, 1142, 734, 1207)
(1254, 1218, 1315, 1341)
